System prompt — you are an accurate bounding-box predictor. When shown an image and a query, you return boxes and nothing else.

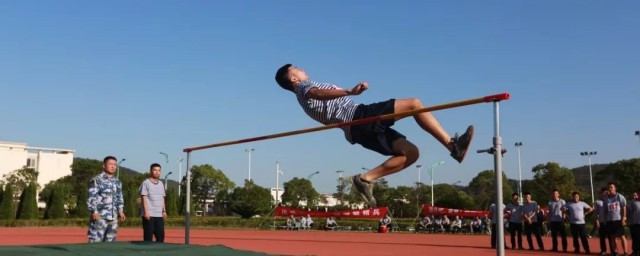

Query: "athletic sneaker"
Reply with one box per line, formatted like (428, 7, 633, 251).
(351, 174, 377, 208)
(450, 125, 474, 163)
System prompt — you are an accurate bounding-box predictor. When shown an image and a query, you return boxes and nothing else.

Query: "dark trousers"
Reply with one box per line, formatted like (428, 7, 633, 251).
(491, 223, 507, 248)
(598, 224, 608, 253)
(142, 217, 165, 242)
(524, 222, 544, 250)
(508, 221, 523, 249)
(549, 221, 568, 251)
(631, 224, 640, 253)
(570, 223, 590, 253)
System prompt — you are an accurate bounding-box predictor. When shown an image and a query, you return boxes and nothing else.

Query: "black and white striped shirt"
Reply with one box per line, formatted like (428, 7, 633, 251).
(295, 80, 360, 143)
(139, 179, 166, 217)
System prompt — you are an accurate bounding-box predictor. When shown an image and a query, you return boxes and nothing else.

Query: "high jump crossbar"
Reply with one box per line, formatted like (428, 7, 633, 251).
(182, 92, 509, 245)
(183, 93, 510, 153)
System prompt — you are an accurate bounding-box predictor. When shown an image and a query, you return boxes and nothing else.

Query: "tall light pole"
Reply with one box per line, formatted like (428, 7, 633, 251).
(245, 148, 255, 181)
(159, 152, 169, 189)
(307, 171, 320, 180)
(635, 130, 640, 144)
(116, 158, 126, 178)
(428, 161, 445, 206)
(178, 158, 183, 196)
(416, 164, 423, 183)
(275, 161, 283, 206)
(515, 142, 523, 203)
(159, 152, 168, 163)
(336, 170, 344, 206)
(164, 171, 173, 190)
(580, 151, 597, 204)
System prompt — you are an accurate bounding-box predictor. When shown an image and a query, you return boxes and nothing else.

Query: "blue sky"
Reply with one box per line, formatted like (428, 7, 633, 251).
(2, 1, 639, 194)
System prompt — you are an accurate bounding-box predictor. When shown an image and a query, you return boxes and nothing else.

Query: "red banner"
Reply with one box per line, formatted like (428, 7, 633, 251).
(274, 206, 388, 219)
(421, 205, 489, 218)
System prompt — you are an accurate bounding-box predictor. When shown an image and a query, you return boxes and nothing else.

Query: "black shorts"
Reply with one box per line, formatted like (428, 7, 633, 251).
(606, 220, 625, 236)
(351, 99, 406, 156)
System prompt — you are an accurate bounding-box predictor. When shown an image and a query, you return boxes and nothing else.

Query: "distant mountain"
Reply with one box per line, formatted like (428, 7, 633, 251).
(73, 157, 181, 192)
(570, 163, 609, 194)
(118, 166, 181, 192)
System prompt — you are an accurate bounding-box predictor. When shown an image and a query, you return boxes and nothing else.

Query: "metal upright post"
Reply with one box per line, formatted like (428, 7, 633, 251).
(515, 142, 523, 203)
(185, 152, 191, 245)
(178, 158, 183, 196)
(493, 100, 505, 256)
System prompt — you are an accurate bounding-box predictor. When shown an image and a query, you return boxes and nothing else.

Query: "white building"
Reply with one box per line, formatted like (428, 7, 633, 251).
(270, 187, 284, 204)
(0, 141, 75, 190)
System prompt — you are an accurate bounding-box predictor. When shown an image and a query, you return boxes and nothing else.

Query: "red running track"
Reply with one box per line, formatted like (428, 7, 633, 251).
(0, 227, 621, 256)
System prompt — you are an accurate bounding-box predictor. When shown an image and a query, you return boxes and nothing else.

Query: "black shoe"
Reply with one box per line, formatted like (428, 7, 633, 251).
(351, 174, 377, 208)
(450, 125, 474, 163)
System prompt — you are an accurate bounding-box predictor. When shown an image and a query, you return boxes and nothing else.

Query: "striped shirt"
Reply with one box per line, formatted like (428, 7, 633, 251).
(139, 179, 166, 217)
(295, 80, 360, 143)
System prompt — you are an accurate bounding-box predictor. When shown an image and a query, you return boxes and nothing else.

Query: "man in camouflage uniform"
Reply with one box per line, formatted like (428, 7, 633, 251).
(87, 156, 126, 242)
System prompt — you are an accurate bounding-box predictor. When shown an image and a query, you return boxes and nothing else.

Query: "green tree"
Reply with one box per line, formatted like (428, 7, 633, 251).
(73, 187, 89, 218)
(230, 180, 272, 219)
(0, 184, 15, 220)
(433, 184, 475, 209)
(594, 158, 640, 196)
(165, 188, 178, 216)
(113, 166, 146, 218)
(340, 178, 365, 208)
(40, 177, 74, 213)
(0, 185, 4, 206)
(70, 158, 104, 196)
(2, 167, 39, 197)
(468, 170, 514, 210)
(525, 162, 582, 206)
(371, 178, 393, 207)
(386, 185, 421, 218)
(44, 185, 66, 219)
(281, 177, 320, 208)
(16, 182, 38, 220)
(332, 177, 349, 208)
(188, 164, 235, 213)
(124, 183, 139, 218)
(178, 193, 196, 215)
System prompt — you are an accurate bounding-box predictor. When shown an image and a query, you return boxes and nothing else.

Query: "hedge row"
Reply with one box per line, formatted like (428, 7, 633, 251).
(0, 216, 418, 230)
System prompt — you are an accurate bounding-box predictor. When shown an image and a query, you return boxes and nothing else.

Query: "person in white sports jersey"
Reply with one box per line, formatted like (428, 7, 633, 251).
(605, 182, 628, 256)
(275, 64, 474, 208)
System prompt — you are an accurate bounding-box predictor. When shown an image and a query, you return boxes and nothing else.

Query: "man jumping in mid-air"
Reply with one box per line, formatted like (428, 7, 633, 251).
(275, 64, 473, 208)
